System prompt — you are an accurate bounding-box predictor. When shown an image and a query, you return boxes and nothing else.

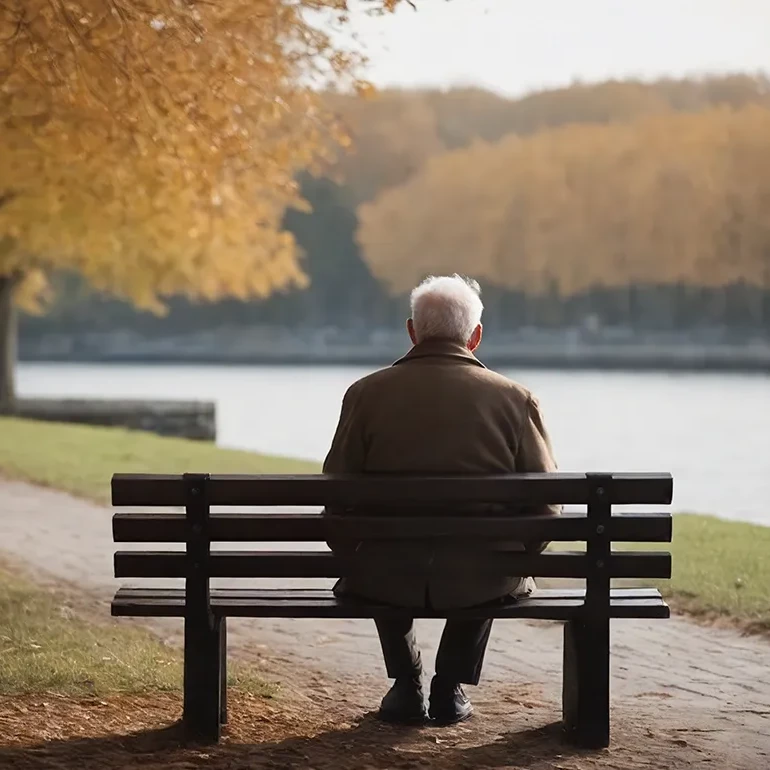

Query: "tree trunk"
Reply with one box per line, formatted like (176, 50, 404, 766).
(0, 275, 19, 414)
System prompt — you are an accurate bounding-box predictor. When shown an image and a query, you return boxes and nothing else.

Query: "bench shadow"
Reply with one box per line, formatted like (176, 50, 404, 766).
(0, 714, 587, 769)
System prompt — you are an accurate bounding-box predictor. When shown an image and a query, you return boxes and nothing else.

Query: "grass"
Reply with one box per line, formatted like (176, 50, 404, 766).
(551, 514, 770, 635)
(654, 513, 770, 634)
(0, 561, 272, 696)
(0, 416, 319, 504)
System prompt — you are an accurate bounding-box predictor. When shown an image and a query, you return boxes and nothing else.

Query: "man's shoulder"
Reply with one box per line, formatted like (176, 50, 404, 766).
(473, 366, 534, 404)
(343, 365, 397, 399)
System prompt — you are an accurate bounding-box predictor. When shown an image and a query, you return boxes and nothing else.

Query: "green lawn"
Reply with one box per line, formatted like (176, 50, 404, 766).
(0, 560, 272, 696)
(0, 416, 319, 504)
(0, 417, 768, 635)
(654, 513, 770, 634)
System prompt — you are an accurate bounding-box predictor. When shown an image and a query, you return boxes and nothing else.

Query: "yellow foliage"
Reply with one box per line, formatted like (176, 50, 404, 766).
(358, 106, 770, 294)
(0, 0, 409, 308)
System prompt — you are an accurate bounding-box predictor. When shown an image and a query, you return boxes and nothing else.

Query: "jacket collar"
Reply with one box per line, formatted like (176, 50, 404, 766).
(393, 338, 487, 369)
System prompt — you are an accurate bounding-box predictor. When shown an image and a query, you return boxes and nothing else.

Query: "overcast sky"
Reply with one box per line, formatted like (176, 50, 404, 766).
(339, 0, 770, 96)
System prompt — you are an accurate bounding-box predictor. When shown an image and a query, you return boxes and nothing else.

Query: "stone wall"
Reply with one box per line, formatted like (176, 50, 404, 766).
(17, 398, 216, 441)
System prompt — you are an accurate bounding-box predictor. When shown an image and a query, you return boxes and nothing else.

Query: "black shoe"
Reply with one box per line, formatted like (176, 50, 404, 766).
(429, 676, 474, 725)
(378, 677, 428, 725)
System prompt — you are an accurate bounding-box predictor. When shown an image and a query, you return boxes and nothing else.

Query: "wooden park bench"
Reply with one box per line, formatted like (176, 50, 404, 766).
(111, 471, 673, 748)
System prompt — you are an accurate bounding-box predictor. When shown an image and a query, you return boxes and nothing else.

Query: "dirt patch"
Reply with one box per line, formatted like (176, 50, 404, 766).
(2, 685, 765, 770)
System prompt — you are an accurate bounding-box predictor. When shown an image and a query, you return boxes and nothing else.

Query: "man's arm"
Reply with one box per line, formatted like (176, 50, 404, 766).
(323, 384, 366, 476)
(322, 384, 366, 556)
(515, 395, 560, 552)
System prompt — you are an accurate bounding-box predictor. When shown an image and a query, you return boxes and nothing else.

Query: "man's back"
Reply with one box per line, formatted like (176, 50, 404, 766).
(325, 339, 552, 477)
(323, 338, 558, 609)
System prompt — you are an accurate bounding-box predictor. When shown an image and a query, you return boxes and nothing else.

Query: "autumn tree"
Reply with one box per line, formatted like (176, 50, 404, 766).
(357, 105, 770, 311)
(0, 0, 419, 410)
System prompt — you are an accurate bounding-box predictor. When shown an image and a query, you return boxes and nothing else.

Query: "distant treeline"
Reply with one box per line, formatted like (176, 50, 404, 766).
(23, 75, 770, 337)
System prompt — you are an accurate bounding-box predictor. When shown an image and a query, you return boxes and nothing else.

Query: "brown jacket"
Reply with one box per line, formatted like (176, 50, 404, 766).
(322, 339, 559, 609)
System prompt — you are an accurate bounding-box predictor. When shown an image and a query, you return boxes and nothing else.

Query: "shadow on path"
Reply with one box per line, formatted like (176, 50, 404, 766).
(0, 715, 581, 770)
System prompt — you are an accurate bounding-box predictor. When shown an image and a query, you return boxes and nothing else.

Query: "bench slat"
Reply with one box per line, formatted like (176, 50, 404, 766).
(113, 586, 664, 600)
(111, 586, 669, 620)
(111, 473, 673, 507)
(114, 550, 671, 579)
(112, 511, 672, 543)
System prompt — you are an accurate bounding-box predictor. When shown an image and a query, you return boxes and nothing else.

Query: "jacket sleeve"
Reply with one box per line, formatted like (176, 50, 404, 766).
(323, 385, 366, 475)
(515, 395, 560, 551)
(322, 384, 366, 553)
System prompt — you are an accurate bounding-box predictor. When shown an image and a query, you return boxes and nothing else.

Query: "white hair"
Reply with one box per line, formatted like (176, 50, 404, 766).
(409, 274, 484, 344)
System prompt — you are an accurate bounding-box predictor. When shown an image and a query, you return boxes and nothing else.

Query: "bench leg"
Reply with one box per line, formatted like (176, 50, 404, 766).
(183, 614, 223, 743)
(220, 618, 228, 725)
(562, 617, 610, 749)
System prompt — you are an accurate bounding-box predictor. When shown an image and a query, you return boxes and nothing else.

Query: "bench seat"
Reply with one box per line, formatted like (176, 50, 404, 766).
(112, 586, 669, 620)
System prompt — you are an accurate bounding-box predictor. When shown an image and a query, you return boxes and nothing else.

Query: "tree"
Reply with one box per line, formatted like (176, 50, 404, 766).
(0, 0, 413, 410)
(357, 105, 770, 308)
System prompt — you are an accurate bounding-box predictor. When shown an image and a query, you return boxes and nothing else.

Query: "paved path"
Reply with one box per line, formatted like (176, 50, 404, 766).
(1, 478, 769, 767)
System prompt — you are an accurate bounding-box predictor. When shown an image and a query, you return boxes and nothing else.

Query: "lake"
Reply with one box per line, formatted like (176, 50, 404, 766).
(17, 362, 770, 525)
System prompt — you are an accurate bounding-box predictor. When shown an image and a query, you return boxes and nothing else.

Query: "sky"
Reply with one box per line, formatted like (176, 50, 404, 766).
(339, 0, 770, 96)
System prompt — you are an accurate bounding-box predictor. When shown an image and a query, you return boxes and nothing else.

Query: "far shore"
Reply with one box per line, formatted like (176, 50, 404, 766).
(18, 348, 770, 374)
(20, 323, 770, 374)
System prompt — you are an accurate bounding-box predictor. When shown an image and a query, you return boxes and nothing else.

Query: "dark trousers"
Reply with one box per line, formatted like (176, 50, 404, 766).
(374, 615, 493, 686)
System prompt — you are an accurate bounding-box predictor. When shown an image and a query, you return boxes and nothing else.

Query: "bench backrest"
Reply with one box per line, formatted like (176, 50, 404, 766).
(112, 472, 672, 613)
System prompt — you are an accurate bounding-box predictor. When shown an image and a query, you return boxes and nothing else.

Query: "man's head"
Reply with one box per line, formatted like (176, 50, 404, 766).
(407, 274, 484, 352)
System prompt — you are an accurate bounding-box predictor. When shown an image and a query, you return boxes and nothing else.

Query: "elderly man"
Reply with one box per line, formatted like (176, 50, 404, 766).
(323, 274, 558, 726)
